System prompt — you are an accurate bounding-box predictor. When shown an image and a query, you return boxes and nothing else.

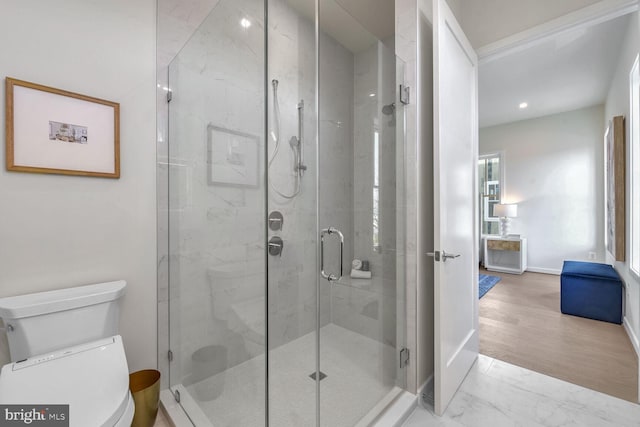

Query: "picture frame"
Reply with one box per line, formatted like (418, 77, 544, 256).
(604, 115, 625, 261)
(5, 77, 120, 178)
(207, 124, 259, 187)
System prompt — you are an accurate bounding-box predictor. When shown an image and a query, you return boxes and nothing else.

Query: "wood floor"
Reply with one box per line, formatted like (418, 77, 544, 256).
(479, 268, 639, 403)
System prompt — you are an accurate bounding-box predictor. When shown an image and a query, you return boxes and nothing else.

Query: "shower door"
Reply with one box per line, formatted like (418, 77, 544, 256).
(315, 2, 409, 423)
(165, 0, 406, 425)
(166, 0, 268, 424)
(267, 0, 407, 425)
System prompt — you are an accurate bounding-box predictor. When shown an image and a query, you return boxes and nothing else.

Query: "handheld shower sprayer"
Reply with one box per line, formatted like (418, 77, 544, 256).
(268, 79, 304, 199)
(296, 99, 306, 174)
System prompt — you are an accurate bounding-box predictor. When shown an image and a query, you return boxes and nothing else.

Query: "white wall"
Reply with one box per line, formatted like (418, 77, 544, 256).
(480, 105, 605, 274)
(0, 0, 157, 373)
(605, 11, 640, 356)
(457, 0, 601, 48)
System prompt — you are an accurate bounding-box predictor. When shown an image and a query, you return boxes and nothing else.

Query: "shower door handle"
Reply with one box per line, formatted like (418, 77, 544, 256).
(320, 227, 344, 282)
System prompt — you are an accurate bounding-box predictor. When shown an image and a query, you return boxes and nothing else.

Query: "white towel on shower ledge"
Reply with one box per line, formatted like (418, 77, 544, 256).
(350, 269, 371, 279)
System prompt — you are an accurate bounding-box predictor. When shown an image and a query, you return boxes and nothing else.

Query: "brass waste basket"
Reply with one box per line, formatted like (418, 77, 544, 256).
(129, 369, 161, 427)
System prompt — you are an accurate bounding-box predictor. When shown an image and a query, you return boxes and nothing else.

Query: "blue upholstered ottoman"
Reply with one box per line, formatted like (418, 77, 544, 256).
(560, 261, 623, 324)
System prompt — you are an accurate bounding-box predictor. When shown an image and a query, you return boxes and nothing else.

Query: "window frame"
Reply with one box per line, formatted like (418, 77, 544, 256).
(479, 151, 505, 237)
(629, 54, 640, 278)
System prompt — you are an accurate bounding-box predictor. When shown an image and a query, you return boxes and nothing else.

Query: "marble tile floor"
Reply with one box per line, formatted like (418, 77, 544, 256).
(154, 409, 172, 427)
(179, 323, 397, 427)
(402, 354, 640, 427)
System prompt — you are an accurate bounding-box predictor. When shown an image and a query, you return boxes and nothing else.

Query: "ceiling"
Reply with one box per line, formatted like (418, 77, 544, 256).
(479, 14, 631, 128)
(285, 0, 394, 53)
(158, 0, 394, 68)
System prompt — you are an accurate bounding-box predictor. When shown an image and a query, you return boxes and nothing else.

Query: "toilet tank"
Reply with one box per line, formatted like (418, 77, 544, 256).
(0, 280, 126, 362)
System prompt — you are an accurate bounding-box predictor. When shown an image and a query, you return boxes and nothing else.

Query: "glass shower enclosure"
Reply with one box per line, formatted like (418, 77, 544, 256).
(161, 0, 407, 425)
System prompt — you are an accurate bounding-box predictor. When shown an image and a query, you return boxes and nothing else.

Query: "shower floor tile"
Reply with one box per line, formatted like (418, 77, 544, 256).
(184, 323, 397, 427)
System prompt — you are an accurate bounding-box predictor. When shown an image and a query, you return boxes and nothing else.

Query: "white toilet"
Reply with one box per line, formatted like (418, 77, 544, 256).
(0, 280, 134, 426)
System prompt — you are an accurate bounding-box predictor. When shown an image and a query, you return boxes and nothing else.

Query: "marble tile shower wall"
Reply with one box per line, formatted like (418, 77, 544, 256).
(266, 0, 338, 351)
(160, 0, 357, 385)
(317, 10, 356, 332)
(167, 0, 266, 385)
(318, 37, 356, 265)
(331, 40, 398, 349)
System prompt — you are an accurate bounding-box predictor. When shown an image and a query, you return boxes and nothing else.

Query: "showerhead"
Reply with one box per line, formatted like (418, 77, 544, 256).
(382, 103, 396, 115)
(272, 79, 279, 89)
(289, 136, 300, 148)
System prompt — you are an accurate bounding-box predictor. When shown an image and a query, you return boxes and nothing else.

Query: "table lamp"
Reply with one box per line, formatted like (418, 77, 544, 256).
(494, 203, 517, 237)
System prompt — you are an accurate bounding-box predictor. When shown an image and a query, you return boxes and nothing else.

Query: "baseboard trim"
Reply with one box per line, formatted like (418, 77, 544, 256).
(623, 316, 640, 359)
(622, 317, 640, 404)
(526, 267, 562, 275)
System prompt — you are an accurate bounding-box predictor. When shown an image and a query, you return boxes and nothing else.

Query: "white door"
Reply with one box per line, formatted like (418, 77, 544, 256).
(432, 0, 479, 416)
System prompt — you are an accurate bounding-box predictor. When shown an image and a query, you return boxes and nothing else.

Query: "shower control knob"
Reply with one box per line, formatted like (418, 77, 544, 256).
(268, 236, 284, 257)
(268, 211, 284, 231)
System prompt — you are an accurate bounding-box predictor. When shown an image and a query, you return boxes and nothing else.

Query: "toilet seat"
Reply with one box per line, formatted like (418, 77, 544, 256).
(0, 335, 134, 427)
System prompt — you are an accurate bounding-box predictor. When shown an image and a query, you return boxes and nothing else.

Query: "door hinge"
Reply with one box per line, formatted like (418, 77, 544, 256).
(167, 90, 172, 103)
(174, 389, 181, 403)
(400, 84, 410, 105)
(168, 349, 173, 362)
(400, 347, 410, 368)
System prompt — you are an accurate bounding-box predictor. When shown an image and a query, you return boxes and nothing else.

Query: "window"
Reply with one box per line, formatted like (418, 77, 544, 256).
(630, 55, 639, 276)
(478, 153, 504, 235)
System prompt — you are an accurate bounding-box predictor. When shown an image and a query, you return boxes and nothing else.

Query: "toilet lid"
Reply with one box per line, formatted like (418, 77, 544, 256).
(0, 335, 130, 427)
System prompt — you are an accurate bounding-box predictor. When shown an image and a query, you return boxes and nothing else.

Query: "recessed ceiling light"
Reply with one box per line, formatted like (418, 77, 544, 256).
(369, 93, 376, 97)
(240, 18, 251, 28)
(519, 102, 528, 109)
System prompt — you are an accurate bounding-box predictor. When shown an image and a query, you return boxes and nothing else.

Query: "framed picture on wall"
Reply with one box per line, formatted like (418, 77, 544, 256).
(604, 115, 625, 261)
(5, 77, 120, 178)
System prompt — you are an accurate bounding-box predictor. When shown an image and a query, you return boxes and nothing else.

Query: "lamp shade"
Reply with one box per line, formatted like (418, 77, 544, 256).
(494, 203, 517, 218)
